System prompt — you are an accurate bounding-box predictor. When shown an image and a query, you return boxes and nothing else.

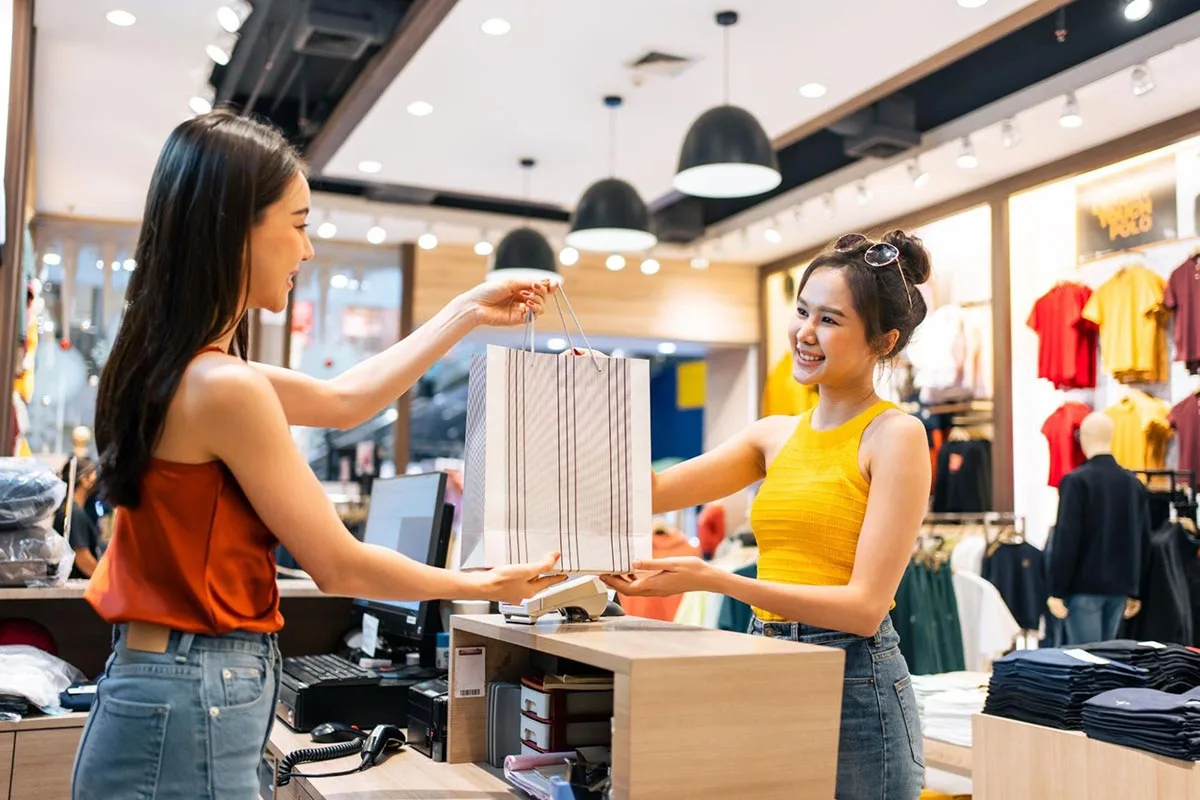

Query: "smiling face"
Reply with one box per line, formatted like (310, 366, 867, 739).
(788, 266, 895, 388)
(245, 173, 315, 313)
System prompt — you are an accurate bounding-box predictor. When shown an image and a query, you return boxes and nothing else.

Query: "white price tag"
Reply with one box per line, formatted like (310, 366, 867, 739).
(454, 646, 486, 698)
(361, 613, 380, 658)
(1064, 648, 1110, 665)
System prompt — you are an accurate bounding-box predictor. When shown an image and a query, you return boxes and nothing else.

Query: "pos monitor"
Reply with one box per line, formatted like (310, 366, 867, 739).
(352, 472, 453, 663)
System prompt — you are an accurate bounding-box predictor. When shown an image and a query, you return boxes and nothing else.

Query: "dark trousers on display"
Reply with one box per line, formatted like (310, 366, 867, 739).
(1066, 594, 1126, 645)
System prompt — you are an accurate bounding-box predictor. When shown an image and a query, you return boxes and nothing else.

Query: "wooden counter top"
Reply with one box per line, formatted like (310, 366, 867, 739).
(0, 578, 329, 601)
(452, 613, 831, 674)
(0, 712, 87, 733)
(267, 718, 520, 799)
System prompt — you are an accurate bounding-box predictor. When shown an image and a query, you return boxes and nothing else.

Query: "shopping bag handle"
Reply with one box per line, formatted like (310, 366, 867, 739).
(523, 284, 602, 372)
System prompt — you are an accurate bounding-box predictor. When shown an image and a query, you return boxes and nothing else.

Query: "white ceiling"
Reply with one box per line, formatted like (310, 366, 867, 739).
(33, 0, 231, 219)
(326, 0, 1041, 207)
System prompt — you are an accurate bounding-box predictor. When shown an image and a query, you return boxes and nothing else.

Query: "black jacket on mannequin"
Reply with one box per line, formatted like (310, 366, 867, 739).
(1051, 454, 1151, 598)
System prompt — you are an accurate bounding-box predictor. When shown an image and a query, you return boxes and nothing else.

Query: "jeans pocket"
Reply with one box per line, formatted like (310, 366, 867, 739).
(208, 653, 270, 710)
(893, 675, 925, 768)
(72, 697, 169, 800)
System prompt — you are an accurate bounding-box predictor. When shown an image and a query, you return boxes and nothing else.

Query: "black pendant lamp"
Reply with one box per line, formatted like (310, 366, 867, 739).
(566, 96, 657, 253)
(673, 10, 781, 199)
(487, 158, 560, 284)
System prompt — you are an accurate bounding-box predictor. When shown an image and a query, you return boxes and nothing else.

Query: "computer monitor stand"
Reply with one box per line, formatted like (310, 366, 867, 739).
(499, 576, 609, 624)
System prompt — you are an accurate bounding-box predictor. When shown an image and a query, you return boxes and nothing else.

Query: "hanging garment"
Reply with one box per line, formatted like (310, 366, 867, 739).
(1041, 402, 1093, 488)
(951, 569, 1020, 671)
(932, 440, 993, 512)
(1164, 255, 1200, 368)
(1082, 265, 1169, 384)
(1027, 282, 1098, 389)
(891, 561, 966, 675)
(1121, 522, 1197, 647)
(982, 541, 1047, 631)
(1169, 395, 1200, 480)
(1105, 391, 1172, 471)
(907, 305, 972, 404)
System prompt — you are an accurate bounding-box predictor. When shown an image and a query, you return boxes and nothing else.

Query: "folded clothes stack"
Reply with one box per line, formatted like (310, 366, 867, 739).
(982, 648, 1149, 730)
(911, 672, 989, 748)
(1083, 686, 1200, 761)
(1077, 640, 1200, 692)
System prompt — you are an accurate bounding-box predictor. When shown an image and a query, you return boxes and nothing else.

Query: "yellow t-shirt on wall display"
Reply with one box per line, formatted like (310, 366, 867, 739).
(1082, 266, 1169, 384)
(1104, 391, 1172, 471)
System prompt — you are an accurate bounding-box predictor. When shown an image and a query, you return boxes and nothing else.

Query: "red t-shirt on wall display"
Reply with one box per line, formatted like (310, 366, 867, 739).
(1168, 395, 1200, 482)
(1027, 283, 1098, 389)
(1041, 402, 1093, 488)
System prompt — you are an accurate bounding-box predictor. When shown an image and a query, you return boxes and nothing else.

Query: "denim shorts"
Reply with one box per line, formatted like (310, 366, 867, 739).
(750, 615, 924, 800)
(71, 624, 281, 800)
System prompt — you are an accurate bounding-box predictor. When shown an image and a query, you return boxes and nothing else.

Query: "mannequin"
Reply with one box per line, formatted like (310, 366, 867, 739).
(1048, 412, 1146, 644)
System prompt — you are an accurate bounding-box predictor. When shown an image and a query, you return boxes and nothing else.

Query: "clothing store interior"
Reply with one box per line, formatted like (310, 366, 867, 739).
(5, 1, 1200, 798)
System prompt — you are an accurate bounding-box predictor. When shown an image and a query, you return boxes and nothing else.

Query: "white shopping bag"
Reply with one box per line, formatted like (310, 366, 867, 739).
(459, 297, 652, 573)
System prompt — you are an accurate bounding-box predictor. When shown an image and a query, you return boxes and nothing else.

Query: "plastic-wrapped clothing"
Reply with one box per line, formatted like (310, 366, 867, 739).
(0, 644, 85, 710)
(0, 458, 66, 530)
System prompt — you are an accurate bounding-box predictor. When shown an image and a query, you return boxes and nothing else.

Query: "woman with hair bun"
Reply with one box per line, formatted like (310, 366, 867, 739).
(605, 230, 934, 798)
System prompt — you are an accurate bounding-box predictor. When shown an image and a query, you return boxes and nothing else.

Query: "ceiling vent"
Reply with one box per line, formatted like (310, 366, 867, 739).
(293, 0, 397, 61)
(626, 50, 695, 80)
(829, 94, 922, 160)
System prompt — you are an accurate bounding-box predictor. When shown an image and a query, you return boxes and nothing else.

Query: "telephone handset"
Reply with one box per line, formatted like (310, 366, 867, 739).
(275, 723, 407, 787)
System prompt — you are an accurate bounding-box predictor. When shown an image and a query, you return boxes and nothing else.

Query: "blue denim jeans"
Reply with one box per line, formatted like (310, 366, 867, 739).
(71, 625, 281, 800)
(1064, 594, 1126, 645)
(749, 615, 924, 800)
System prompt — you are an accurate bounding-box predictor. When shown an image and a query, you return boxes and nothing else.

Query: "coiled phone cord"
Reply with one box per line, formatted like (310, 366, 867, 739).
(275, 740, 364, 787)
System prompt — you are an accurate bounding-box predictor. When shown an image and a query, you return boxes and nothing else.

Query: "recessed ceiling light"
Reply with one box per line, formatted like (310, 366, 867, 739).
(330, 273, 349, 289)
(690, 256, 709, 270)
(217, 5, 244, 34)
(547, 337, 567, 351)
(559, 247, 579, 266)
(367, 226, 386, 245)
(122, 258, 136, 271)
(481, 18, 511, 35)
(1123, 0, 1152, 22)
(358, 160, 382, 174)
(206, 44, 231, 66)
(605, 254, 626, 272)
(798, 82, 827, 99)
(106, 9, 136, 27)
(316, 221, 337, 239)
(640, 258, 660, 275)
(418, 232, 439, 250)
(657, 342, 678, 355)
(474, 240, 494, 257)
(407, 101, 433, 117)
(189, 96, 213, 115)
(957, 0, 989, 8)
(43, 253, 61, 266)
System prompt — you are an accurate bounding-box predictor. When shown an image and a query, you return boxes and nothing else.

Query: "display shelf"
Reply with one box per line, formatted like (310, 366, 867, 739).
(973, 713, 1200, 800)
(0, 577, 327, 600)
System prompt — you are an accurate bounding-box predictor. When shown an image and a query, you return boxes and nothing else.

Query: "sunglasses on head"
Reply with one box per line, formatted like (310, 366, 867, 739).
(832, 233, 912, 306)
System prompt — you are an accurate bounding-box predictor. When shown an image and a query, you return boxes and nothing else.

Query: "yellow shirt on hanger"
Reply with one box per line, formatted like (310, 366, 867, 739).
(1082, 266, 1169, 384)
(761, 353, 819, 417)
(1104, 391, 1172, 471)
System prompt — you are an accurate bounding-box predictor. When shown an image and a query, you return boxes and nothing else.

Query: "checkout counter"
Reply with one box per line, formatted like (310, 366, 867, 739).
(2, 579, 849, 799)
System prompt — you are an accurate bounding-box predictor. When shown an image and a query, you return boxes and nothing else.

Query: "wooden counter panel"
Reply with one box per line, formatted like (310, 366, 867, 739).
(10, 726, 81, 799)
(0, 732, 12, 800)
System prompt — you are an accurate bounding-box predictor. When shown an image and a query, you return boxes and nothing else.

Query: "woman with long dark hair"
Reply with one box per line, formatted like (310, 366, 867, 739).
(71, 110, 564, 799)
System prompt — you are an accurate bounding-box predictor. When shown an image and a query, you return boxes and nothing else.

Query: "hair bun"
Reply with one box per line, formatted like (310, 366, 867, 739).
(882, 229, 932, 286)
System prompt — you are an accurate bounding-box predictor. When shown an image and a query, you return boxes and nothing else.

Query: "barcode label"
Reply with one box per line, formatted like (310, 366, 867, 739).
(453, 646, 486, 699)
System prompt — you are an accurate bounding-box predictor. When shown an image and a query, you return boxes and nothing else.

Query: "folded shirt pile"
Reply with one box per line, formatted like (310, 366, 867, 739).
(1077, 639, 1200, 692)
(911, 672, 990, 748)
(1083, 686, 1200, 761)
(982, 648, 1149, 730)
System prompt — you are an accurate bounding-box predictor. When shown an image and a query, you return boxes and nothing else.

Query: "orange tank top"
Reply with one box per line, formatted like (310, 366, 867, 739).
(84, 348, 283, 635)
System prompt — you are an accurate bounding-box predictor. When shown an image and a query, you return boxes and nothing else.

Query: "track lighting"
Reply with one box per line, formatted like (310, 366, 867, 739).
(1131, 63, 1155, 96)
(856, 181, 872, 205)
(1001, 119, 1021, 149)
(823, 194, 836, 219)
(1059, 93, 1082, 128)
(908, 161, 930, 189)
(764, 222, 782, 244)
(956, 138, 978, 169)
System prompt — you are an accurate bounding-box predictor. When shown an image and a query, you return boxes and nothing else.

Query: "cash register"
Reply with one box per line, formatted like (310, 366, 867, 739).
(277, 472, 452, 734)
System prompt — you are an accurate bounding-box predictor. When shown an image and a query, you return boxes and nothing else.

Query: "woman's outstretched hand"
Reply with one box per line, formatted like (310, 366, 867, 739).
(600, 557, 717, 597)
(460, 279, 553, 328)
(467, 551, 567, 605)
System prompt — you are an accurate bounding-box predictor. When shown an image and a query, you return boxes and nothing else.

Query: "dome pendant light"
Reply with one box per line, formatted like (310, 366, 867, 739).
(567, 95, 656, 253)
(673, 10, 781, 199)
(488, 158, 560, 284)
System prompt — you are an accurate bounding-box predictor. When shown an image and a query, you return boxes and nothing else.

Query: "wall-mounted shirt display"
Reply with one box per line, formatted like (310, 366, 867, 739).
(1104, 391, 1172, 471)
(1164, 254, 1200, 373)
(1026, 282, 1097, 389)
(1041, 402, 1092, 488)
(1082, 265, 1169, 384)
(907, 303, 991, 404)
(1168, 394, 1200, 481)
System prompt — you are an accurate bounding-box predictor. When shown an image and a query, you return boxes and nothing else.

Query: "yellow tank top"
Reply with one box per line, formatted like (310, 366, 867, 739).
(750, 399, 895, 621)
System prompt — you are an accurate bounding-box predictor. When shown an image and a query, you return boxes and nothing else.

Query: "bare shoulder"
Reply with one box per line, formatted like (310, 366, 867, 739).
(863, 409, 927, 454)
(176, 354, 281, 429)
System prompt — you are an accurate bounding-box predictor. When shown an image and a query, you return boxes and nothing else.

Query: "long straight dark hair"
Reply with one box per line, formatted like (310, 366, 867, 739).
(95, 110, 303, 507)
